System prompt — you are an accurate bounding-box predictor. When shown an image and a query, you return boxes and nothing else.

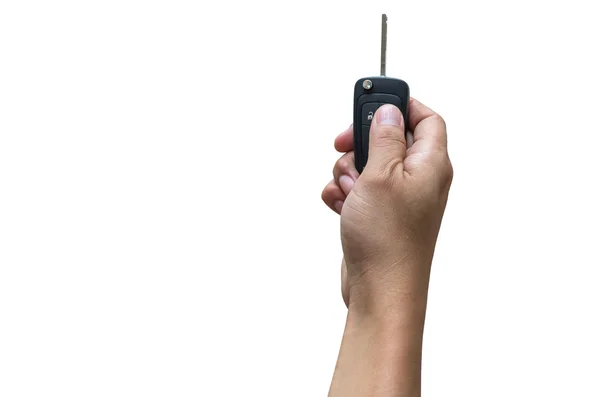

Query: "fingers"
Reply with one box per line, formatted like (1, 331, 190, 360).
(332, 151, 358, 195)
(407, 97, 437, 132)
(322, 151, 359, 215)
(406, 130, 414, 148)
(408, 97, 448, 151)
(334, 124, 354, 153)
(365, 104, 407, 173)
(403, 98, 452, 183)
(321, 179, 345, 214)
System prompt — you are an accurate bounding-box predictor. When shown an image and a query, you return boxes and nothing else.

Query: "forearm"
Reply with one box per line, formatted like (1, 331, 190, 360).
(328, 267, 430, 397)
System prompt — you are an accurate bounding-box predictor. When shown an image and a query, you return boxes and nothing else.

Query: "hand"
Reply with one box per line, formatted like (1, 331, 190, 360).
(321, 98, 453, 313)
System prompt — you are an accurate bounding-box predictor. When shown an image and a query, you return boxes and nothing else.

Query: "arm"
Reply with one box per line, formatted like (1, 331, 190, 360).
(329, 290, 428, 397)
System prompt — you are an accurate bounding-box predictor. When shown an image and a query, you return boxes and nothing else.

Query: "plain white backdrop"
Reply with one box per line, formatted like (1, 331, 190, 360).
(1, 0, 599, 395)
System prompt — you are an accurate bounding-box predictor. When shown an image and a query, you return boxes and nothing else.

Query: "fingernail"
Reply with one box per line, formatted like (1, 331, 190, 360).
(376, 104, 401, 126)
(339, 175, 355, 195)
(334, 201, 344, 214)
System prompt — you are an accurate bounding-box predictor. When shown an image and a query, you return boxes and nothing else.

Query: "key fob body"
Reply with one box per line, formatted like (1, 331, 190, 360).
(353, 76, 410, 173)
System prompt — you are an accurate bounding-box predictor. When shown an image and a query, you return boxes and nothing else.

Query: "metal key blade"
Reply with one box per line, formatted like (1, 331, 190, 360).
(380, 14, 387, 76)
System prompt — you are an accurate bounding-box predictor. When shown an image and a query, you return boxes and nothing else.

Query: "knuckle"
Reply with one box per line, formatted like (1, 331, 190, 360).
(321, 185, 329, 203)
(435, 152, 453, 186)
(445, 158, 454, 186)
(431, 113, 446, 129)
(334, 153, 354, 176)
(371, 129, 406, 153)
(362, 166, 396, 193)
(374, 124, 405, 142)
(339, 155, 351, 172)
(321, 181, 336, 203)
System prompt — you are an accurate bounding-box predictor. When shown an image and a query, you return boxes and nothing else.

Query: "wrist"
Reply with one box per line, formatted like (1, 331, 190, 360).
(346, 256, 432, 326)
(347, 289, 428, 349)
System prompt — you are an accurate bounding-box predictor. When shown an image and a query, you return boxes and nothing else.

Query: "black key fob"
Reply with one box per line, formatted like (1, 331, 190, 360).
(353, 14, 410, 174)
(353, 76, 409, 173)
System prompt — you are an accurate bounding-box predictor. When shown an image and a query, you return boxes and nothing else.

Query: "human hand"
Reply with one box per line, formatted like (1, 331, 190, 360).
(321, 98, 453, 314)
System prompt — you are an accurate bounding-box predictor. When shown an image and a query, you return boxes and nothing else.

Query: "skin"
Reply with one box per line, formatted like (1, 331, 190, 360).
(321, 99, 453, 397)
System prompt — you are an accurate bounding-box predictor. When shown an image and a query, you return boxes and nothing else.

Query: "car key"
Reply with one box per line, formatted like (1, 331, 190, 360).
(353, 14, 410, 173)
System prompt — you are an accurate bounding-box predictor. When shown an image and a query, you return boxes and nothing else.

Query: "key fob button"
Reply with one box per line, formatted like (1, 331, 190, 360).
(379, 98, 402, 110)
(361, 124, 371, 163)
(361, 102, 380, 125)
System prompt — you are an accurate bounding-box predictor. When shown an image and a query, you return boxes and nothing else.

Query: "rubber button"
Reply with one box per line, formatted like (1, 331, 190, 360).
(361, 102, 380, 125)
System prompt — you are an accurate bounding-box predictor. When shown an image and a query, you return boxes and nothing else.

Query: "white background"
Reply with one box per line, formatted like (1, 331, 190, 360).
(1, 1, 599, 396)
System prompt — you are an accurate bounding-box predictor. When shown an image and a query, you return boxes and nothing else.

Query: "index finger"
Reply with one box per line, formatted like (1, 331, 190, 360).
(334, 124, 354, 153)
(408, 97, 447, 150)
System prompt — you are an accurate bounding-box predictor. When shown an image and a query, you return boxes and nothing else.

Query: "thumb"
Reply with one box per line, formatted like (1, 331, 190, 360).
(366, 104, 407, 172)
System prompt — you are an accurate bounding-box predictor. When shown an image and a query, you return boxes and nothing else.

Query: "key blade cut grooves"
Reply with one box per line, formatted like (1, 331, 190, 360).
(380, 14, 387, 76)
